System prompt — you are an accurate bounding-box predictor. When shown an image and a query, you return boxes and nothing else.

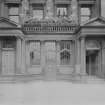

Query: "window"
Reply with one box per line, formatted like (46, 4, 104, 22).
(8, 4, 19, 23)
(32, 4, 44, 19)
(59, 41, 72, 65)
(2, 38, 15, 49)
(81, 7, 91, 23)
(29, 41, 41, 65)
(56, 5, 68, 18)
(101, 0, 105, 17)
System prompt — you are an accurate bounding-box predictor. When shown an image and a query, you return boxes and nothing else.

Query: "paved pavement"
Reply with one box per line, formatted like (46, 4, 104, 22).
(0, 81, 105, 105)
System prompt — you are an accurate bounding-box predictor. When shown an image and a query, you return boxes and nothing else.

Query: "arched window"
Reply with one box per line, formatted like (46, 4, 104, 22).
(59, 41, 72, 65)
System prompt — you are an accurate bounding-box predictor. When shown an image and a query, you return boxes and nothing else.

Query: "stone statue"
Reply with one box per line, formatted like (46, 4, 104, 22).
(20, 0, 29, 23)
(45, 0, 54, 19)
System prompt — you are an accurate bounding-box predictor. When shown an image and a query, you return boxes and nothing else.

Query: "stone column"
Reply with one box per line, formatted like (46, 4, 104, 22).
(16, 38, 22, 74)
(26, 41, 30, 74)
(41, 41, 45, 75)
(71, 0, 78, 24)
(101, 40, 105, 78)
(21, 39, 26, 74)
(75, 39, 81, 74)
(45, 0, 54, 19)
(0, 40, 2, 74)
(80, 37, 86, 75)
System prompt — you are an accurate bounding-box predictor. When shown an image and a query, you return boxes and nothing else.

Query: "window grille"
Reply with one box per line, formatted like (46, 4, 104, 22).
(8, 4, 19, 23)
(32, 4, 44, 19)
(59, 41, 72, 65)
(29, 41, 41, 65)
(81, 7, 91, 23)
(56, 5, 68, 18)
(2, 39, 15, 49)
(80, 4, 93, 24)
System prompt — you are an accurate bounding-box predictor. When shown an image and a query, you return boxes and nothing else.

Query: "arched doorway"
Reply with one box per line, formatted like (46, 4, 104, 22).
(86, 40, 101, 77)
(86, 50, 99, 76)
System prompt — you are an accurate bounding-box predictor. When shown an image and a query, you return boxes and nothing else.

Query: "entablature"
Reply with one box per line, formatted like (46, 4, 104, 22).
(5, 0, 21, 3)
(79, 0, 96, 4)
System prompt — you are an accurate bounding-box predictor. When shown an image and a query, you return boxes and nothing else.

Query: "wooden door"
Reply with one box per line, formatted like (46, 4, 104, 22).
(2, 50, 15, 75)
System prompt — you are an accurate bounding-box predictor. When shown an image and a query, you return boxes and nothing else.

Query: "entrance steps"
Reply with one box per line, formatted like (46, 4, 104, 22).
(84, 76, 105, 84)
(0, 74, 104, 83)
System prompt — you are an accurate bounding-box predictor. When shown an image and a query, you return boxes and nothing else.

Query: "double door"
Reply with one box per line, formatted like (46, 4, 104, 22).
(2, 50, 15, 75)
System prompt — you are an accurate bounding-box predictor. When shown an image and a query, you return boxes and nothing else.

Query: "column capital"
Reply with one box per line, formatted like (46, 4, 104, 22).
(80, 36, 86, 40)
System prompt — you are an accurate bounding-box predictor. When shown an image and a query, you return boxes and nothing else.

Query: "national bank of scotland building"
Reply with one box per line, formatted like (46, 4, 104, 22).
(0, 0, 105, 82)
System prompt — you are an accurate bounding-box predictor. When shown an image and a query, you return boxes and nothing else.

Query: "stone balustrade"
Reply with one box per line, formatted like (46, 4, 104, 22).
(22, 19, 79, 34)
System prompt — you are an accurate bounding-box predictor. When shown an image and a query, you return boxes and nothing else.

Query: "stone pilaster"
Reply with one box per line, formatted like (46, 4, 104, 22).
(71, 0, 78, 23)
(16, 38, 22, 74)
(80, 37, 86, 75)
(26, 41, 30, 74)
(0, 40, 2, 74)
(75, 39, 81, 74)
(41, 41, 45, 74)
(45, 0, 54, 19)
(101, 40, 105, 78)
(21, 39, 26, 74)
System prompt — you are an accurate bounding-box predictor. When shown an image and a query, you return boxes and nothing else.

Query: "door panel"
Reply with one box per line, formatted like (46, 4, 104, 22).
(2, 50, 15, 75)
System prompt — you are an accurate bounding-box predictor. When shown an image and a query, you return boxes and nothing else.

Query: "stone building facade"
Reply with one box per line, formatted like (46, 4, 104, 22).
(0, 0, 105, 81)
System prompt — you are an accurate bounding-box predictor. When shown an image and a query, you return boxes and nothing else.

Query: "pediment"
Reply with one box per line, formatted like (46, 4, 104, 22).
(0, 17, 19, 28)
(83, 17, 105, 27)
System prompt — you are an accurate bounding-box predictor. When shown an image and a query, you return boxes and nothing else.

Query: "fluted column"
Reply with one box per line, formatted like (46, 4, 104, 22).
(21, 39, 26, 74)
(75, 39, 81, 74)
(0, 40, 2, 74)
(45, 0, 54, 19)
(71, 0, 78, 23)
(101, 40, 105, 78)
(16, 38, 22, 74)
(80, 37, 86, 75)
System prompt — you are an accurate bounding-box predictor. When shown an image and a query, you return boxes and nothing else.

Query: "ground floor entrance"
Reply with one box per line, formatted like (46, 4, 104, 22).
(0, 37, 104, 81)
(86, 50, 99, 76)
(2, 50, 15, 75)
(27, 40, 74, 79)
